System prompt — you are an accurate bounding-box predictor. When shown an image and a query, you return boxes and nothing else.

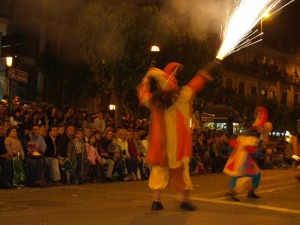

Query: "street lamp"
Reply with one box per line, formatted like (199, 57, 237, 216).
(149, 45, 160, 67)
(258, 12, 270, 96)
(6, 57, 13, 67)
(109, 104, 116, 111)
(6, 56, 13, 114)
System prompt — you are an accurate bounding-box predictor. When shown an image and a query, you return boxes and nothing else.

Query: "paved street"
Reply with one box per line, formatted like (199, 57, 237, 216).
(1, 169, 299, 225)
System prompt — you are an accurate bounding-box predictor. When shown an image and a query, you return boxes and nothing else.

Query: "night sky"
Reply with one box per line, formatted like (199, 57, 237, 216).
(0, 0, 299, 56)
(263, 0, 300, 53)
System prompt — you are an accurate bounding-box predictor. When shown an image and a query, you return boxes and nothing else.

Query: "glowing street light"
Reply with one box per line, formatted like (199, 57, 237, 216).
(149, 45, 160, 67)
(5, 56, 14, 114)
(109, 104, 116, 111)
(151, 45, 160, 52)
(6, 57, 13, 67)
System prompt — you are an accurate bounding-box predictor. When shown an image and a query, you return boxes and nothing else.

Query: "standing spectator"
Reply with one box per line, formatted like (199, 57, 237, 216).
(9, 109, 22, 128)
(44, 126, 62, 185)
(82, 114, 94, 130)
(47, 107, 57, 126)
(67, 129, 87, 184)
(57, 125, 75, 184)
(21, 111, 31, 128)
(57, 125, 75, 158)
(74, 112, 84, 128)
(94, 112, 106, 134)
(64, 107, 75, 126)
(31, 111, 42, 126)
(0, 125, 14, 188)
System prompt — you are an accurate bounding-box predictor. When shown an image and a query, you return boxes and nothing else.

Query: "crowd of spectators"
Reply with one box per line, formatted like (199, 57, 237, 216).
(0, 102, 294, 189)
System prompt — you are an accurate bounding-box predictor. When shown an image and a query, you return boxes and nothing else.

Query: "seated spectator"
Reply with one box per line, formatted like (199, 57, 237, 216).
(2, 126, 25, 188)
(19, 125, 46, 187)
(83, 128, 92, 143)
(118, 129, 136, 181)
(98, 130, 115, 181)
(107, 134, 126, 181)
(86, 134, 106, 183)
(133, 130, 148, 179)
(44, 126, 63, 185)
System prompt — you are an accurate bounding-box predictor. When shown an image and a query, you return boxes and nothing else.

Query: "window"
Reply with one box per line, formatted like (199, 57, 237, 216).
(238, 82, 244, 95)
(261, 89, 267, 97)
(226, 79, 233, 90)
(250, 86, 257, 97)
(294, 94, 299, 106)
(281, 91, 287, 105)
(269, 91, 276, 99)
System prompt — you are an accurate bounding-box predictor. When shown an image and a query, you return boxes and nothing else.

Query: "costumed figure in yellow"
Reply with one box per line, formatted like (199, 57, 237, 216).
(137, 59, 221, 211)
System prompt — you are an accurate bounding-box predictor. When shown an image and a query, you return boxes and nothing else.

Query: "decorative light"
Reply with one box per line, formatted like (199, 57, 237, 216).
(151, 45, 160, 52)
(109, 104, 116, 110)
(6, 57, 13, 67)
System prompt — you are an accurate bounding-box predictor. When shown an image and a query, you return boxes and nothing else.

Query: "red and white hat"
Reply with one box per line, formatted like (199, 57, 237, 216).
(146, 62, 182, 91)
(252, 106, 272, 132)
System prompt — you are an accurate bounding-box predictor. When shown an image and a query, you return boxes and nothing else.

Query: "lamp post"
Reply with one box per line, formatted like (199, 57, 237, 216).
(149, 45, 160, 67)
(258, 12, 270, 96)
(5, 56, 13, 115)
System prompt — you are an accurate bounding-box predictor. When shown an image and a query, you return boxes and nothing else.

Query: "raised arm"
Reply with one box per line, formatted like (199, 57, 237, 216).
(187, 58, 222, 94)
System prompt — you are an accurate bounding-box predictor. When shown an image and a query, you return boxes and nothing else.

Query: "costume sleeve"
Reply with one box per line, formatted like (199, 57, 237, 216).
(137, 76, 151, 107)
(187, 69, 213, 95)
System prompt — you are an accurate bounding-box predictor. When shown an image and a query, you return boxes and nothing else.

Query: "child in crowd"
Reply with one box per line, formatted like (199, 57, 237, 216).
(107, 134, 126, 181)
(86, 134, 106, 183)
(67, 129, 87, 184)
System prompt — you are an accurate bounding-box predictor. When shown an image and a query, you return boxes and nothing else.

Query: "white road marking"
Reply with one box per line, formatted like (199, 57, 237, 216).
(191, 196, 300, 215)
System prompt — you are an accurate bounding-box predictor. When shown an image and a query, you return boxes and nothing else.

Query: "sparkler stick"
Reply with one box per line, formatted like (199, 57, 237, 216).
(216, 0, 294, 60)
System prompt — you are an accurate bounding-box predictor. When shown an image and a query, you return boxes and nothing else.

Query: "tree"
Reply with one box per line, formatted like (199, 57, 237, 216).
(79, 4, 177, 126)
(37, 50, 92, 109)
(79, 3, 219, 126)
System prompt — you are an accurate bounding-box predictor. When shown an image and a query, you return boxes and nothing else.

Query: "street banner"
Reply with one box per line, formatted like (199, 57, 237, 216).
(8, 68, 28, 83)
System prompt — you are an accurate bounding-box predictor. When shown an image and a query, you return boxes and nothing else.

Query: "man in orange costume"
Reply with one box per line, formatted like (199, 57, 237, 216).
(138, 59, 221, 211)
(291, 119, 300, 181)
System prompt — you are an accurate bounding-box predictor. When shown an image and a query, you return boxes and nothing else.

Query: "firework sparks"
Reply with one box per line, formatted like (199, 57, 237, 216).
(216, 0, 294, 60)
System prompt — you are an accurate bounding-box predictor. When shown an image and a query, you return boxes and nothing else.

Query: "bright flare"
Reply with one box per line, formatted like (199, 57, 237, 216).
(216, 0, 294, 60)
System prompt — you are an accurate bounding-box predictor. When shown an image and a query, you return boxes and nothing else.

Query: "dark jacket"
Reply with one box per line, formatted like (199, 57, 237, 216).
(44, 135, 58, 158)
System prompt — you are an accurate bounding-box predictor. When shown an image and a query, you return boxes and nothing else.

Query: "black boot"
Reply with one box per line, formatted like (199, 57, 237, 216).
(151, 201, 164, 211)
(180, 202, 197, 211)
(247, 190, 260, 198)
(225, 191, 240, 202)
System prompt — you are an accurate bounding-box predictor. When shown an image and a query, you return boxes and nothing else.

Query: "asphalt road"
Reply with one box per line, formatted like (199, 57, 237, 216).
(1, 169, 299, 225)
